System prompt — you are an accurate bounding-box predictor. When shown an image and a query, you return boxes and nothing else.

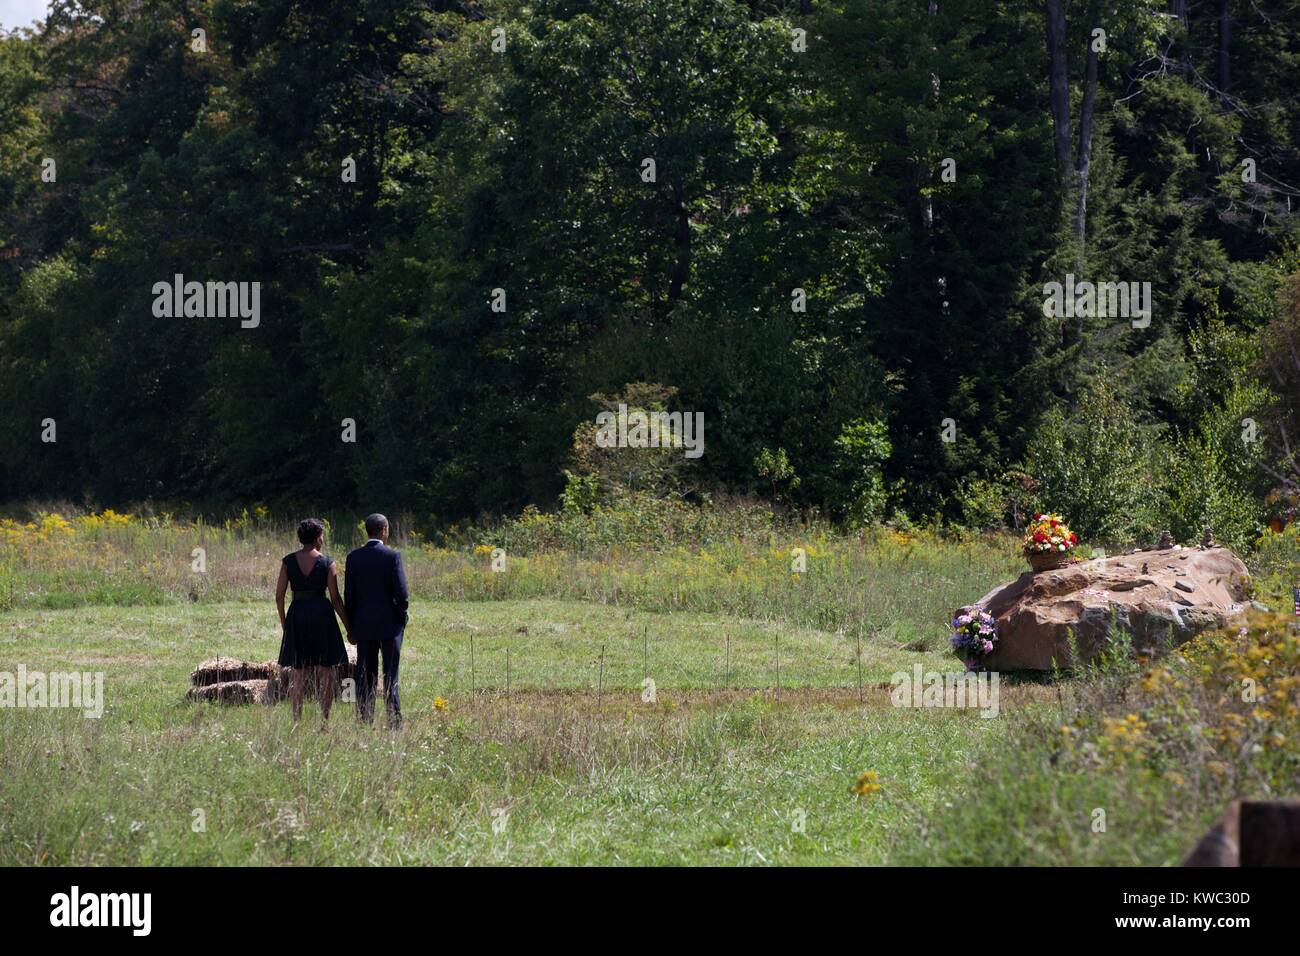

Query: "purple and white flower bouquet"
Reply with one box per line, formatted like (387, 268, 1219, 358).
(950, 608, 998, 666)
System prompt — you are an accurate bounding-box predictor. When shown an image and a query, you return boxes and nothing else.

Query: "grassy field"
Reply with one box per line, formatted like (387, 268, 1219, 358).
(0, 600, 1023, 865)
(2, 509, 1299, 865)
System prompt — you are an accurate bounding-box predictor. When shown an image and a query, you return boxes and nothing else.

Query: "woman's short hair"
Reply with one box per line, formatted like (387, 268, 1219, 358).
(297, 517, 325, 546)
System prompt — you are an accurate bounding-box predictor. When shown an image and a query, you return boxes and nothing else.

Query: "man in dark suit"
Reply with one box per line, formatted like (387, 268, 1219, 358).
(344, 513, 409, 727)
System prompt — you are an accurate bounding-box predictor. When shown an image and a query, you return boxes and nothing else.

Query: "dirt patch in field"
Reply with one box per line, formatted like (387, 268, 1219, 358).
(439, 681, 1054, 714)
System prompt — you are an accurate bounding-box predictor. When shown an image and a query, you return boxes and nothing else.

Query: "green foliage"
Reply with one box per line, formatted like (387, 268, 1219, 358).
(1250, 525, 1300, 579)
(1025, 382, 1160, 544)
(567, 383, 693, 501)
(481, 494, 783, 556)
(830, 418, 891, 527)
(559, 470, 599, 516)
(1158, 319, 1272, 549)
(1, 1, 1297, 532)
(1162, 386, 1269, 550)
(753, 446, 799, 503)
(952, 472, 1039, 532)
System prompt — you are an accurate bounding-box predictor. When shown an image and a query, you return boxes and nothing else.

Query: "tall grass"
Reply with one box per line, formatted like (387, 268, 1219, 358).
(0, 506, 1024, 651)
(898, 609, 1300, 864)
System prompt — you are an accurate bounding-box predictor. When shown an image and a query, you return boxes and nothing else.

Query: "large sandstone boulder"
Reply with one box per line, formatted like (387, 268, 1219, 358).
(960, 546, 1249, 671)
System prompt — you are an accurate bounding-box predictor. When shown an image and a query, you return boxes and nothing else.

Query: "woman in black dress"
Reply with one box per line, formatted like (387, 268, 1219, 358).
(275, 518, 351, 723)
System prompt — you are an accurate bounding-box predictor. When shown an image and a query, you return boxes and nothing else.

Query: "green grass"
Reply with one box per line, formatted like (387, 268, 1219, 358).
(5, 510, 1298, 865)
(0, 599, 1011, 865)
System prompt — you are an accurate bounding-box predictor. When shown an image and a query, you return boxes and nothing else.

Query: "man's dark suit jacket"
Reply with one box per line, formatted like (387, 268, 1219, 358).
(344, 540, 409, 642)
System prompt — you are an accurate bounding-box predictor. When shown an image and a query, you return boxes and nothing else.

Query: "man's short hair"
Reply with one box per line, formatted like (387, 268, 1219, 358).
(364, 513, 389, 538)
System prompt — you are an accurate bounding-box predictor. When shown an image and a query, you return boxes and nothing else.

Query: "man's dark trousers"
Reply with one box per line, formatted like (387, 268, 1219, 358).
(355, 636, 401, 725)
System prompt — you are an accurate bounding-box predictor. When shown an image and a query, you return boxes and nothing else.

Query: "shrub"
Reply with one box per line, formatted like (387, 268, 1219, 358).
(753, 446, 800, 503)
(830, 418, 891, 527)
(568, 382, 696, 501)
(1249, 524, 1300, 579)
(479, 493, 789, 555)
(1163, 428, 1265, 551)
(953, 470, 1040, 531)
(559, 470, 599, 515)
(1025, 381, 1161, 544)
(1159, 324, 1271, 548)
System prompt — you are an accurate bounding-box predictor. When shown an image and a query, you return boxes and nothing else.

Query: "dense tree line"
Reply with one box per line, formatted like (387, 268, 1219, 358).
(1, 0, 1298, 539)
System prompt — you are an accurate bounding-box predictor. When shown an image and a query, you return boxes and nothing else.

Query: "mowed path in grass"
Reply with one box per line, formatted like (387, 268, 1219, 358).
(0, 599, 1022, 865)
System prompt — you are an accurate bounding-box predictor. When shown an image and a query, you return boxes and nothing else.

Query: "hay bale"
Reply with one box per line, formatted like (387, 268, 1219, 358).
(190, 657, 279, 687)
(264, 673, 284, 704)
(186, 679, 272, 705)
(188, 645, 358, 706)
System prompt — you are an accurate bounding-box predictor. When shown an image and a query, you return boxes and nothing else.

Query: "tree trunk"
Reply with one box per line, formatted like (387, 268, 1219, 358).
(1218, 0, 1232, 93)
(1075, 42, 1100, 241)
(668, 184, 690, 304)
(1045, 0, 1072, 187)
(1166, 0, 1188, 75)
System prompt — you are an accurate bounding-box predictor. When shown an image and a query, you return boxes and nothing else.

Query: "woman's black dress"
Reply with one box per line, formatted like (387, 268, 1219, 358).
(278, 553, 347, 668)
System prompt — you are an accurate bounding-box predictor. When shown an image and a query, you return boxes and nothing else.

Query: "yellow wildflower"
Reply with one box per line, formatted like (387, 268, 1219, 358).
(851, 770, 883, 796)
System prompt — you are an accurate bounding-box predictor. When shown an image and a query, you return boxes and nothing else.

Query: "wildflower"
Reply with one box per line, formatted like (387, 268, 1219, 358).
(1139, 668, 1168, 693)
(434, 696, 448, 712)
(851, 771, 882, 796)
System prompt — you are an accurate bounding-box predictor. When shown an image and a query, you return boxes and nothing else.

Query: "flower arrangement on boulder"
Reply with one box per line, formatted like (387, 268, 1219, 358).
(951, 608, 998, 666)
(1023, 512, 1079, 571)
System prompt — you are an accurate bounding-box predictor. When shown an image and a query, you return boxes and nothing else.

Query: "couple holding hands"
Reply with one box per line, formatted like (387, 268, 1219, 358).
(274, 513, 408, 727)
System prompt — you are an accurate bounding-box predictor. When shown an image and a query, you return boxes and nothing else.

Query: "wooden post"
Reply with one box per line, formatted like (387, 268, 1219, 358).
(856, 630, 863, 704)
(775, 631, 781, 702)
(724, 633, 730, 691)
